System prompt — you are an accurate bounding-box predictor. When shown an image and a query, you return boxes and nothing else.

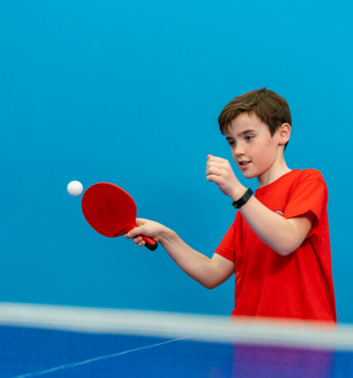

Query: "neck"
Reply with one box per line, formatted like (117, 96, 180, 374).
(257, 157, 291, 188)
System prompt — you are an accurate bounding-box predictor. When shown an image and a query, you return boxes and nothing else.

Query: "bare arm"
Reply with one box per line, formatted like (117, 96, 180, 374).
(238, 196, 315, 256)
(125, 219, 234, 289)
(206, 156, 315, 256)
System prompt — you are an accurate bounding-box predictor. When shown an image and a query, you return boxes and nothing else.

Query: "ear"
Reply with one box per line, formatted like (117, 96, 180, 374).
(277, 123, 291, 146)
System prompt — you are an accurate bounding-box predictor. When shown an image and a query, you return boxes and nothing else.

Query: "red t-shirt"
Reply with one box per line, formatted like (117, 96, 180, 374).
(216, 169, 336, 322)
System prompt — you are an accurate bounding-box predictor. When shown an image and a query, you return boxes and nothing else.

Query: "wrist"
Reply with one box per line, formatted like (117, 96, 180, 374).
(232, 187, 253, 209)
(230, 185, 247, 202)
(159, 227, 177, 245)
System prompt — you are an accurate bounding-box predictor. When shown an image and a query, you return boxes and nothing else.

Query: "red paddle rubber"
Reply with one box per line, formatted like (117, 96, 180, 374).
(82, 183, 158, 251)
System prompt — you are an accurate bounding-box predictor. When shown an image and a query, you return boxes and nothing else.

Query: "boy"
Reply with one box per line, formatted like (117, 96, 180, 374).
(125, 88, 336, 322)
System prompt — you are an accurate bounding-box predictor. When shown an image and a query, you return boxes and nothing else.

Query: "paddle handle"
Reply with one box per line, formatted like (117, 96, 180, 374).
(141, 236, 158, 251)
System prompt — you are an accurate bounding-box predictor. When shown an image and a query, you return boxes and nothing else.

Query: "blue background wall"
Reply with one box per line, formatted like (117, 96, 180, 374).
(0, 0, 352, 322)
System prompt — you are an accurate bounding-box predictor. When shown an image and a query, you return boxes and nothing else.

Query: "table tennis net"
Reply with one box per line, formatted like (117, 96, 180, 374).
(0, 303, 352, 378)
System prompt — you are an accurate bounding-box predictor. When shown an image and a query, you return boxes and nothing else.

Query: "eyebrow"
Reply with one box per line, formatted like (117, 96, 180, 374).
(226, 129, 256, 141)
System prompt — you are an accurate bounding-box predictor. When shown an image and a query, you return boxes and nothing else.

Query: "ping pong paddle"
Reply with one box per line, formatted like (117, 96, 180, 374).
(81, 183, 158, 251)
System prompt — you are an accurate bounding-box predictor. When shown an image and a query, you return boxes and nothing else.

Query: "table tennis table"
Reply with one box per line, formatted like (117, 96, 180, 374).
(1, 303, 352, 378)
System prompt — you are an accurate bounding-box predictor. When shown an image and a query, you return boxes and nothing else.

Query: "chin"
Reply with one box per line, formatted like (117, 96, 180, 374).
(242, 171, 257, 179)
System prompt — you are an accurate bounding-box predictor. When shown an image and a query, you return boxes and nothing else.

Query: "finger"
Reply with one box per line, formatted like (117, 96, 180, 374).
(206, 167, 224, 176)
(206, 163, 228, 173)
(207, 160, 231, 170)
(206, 174, 223, 183)
(132, 236, 143, 244)
(206, 159, 229, 165)
(207, 160, 228, 168)
(207, 155, 227, 163)
(206, 163, 228, 174)
(135, 218, 147, 226)
(126, 227, 144, 239)
(138, 240, 146, 247)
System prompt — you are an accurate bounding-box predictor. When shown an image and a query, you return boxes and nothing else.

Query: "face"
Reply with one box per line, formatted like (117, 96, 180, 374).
(225, 113, 288, 183)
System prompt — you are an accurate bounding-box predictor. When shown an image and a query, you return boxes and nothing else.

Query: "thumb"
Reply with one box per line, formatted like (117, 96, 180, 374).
(136, 218, 147, 226)
(125, 225, 144, 239)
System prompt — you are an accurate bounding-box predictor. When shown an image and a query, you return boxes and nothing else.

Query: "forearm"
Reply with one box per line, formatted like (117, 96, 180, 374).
(237, 195, 305, 256)
(126, 218, 233, 288)
(159, 228, 223, 289)
(206, 156, 313, 257)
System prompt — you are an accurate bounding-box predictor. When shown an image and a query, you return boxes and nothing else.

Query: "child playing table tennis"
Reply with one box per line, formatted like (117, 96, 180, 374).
(125, 88, 336, 322)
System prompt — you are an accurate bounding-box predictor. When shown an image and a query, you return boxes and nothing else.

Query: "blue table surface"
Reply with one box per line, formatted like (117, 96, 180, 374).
(1, 325, 352, 378)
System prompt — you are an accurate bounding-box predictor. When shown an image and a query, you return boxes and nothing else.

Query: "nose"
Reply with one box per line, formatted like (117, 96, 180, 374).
(234, 143, 245, 157)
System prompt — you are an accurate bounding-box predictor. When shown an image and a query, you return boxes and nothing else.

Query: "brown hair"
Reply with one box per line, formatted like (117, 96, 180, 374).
(218, 88, 292, 148)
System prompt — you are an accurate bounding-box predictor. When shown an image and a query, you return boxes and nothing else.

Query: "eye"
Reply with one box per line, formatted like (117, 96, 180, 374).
(228, 141, 235, 146)
(245, 136, 254, 142)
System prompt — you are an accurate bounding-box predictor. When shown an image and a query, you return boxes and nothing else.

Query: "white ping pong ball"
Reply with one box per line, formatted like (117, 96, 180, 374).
(67, 181, 83, 196)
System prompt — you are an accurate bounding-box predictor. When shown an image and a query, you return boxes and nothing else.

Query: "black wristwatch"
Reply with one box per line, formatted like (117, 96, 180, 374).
(232, 188, 253, 209)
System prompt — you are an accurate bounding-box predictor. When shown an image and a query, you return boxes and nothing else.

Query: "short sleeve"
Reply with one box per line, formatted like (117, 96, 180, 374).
(215, 219, 237, 262)
(284, 178, 328, 238)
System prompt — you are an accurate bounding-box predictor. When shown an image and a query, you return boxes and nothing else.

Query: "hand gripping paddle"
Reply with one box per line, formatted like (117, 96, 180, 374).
(81, 183, 158, 251)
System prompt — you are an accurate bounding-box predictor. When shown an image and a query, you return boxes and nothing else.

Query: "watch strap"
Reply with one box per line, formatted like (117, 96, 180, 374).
(232, 188, 253, 209)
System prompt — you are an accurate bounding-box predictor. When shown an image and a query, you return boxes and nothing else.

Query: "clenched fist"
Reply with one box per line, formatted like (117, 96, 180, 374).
(206, 155, 246, 201)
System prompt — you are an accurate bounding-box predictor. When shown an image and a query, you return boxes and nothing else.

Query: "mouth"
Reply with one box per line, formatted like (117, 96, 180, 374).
(239, 160, 251, 168)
